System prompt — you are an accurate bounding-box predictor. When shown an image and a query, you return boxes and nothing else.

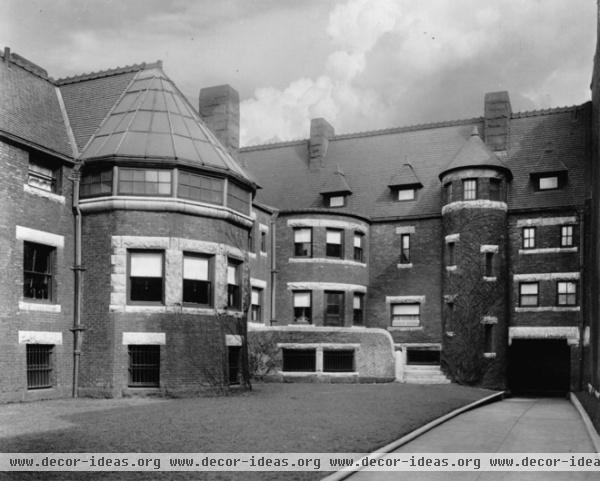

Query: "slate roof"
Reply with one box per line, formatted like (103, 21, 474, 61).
(240, 105, 590, 220)
(388, 163, 422, 188)
(320, 169, 352, 194)
(0, 51, 74, 159)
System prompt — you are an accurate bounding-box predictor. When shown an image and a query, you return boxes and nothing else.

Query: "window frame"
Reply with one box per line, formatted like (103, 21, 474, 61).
(260, 231, 268, 253)
(353, 232, 364, 262)
(325, 228, 344, 259)
(182, 253, 213, 307)
(293, 228, 312, 257)
(226, 258, 243, 310)
(397, 188, 416, 202)
(463, 179, 477, 200)
(128, 345, 160, 388)
(251, 287, 263, 322)
(118, 167, 173, 197)
(560, 225, 574, 247)
(324, 290, 345, 327)
(391, 302, 421, 327)
(400, 234, 411, 264)
(353, 293, 364, 326)
(323, 350, 355, 372)
(538, 175, 559, 191)
(23, 241, 55, 303)
(80, 169, 113, 198)
(519, 282, 539, 307)
(444, 181, 453, 204)
(293, 290, 312, 324)
(328, 195, 346, 207)
(282, 348, 316, 372)
(127, 250, 165, 305)
(556, 281, 577, 306)
(26, 344, 54, 390)
(522, 227, 536, 249)
(177, 170, 224, 205)
(28, 158, 60, 194)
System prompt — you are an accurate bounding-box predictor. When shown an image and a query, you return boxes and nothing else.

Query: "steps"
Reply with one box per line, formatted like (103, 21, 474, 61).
(402, 364, 451, 384)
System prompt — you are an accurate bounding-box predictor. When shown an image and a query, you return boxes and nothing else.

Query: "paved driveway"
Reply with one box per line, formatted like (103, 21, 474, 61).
(348, 397, 597, 481)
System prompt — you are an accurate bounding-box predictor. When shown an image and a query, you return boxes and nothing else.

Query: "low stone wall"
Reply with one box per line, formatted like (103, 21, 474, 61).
(248, 325, 395, 382)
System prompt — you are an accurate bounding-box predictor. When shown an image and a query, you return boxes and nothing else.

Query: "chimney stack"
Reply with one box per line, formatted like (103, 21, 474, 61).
(484, 91, 511, 151)
(199, 85, 240, 157)
(309, 118, 335, 169)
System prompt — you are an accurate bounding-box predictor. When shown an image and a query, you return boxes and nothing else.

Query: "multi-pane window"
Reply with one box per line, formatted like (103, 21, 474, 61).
(326, 229, 344, 258)
(80, 169, 113, 197)
(23, 242, 54, 301)
(28, 160, 58, 193)
(182, 254, 211, 306)
(557, 281, 577, 306)
(447, 242, 456, 266)
(519, 282, 539, 306)
(538, 175, 558, 190)
(444, 182, 453, 204)
(485, 252, 494, 277)
(294, 228, 312, 257)
(227, 181, 250, 215)
(324, 291, 344, 326)
(282, 349, 316, 372)
(463, 179, 477, 200)
(397, 188, 415, 201)
(323, 350, 354, 372)
(489, 178, 501, 201)
(178, 171, 223, 205)
(251, 288, 262, 322)
(26, 344, 53, 389)
(227, 260, 241, 310)
(293, 291, 311, 324)
(391, 303, 420, 327)
(129, 251, 164, 303)
(118, 168, 172, 196)
(522, 227, 536, 249)
(353, 293, 364, 325)
(128, 345, 160, 387)
(353, 233, 364, 262)
(400, 234, 410, 263)
(260, 232, 267, 253)
(328, 195, 345, 207)
(561, 225, 574, 247)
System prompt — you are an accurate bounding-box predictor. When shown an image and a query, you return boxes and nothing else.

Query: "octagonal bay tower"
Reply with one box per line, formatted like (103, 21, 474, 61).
(76, 65, 256, 396)
(440, 127, 512, 388)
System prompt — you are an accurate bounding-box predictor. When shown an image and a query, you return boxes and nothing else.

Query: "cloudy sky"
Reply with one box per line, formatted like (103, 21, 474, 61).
(1, 0, 596, 146)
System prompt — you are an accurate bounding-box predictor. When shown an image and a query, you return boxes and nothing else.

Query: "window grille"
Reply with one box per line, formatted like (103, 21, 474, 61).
(128, 345, 160, 387)
(323, 350, 354, 372)
(26, 344, 53, 389)
(282, 349, 316, 372)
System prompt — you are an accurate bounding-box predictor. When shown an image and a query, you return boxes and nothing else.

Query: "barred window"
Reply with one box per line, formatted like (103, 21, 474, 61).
(523, 227, 536, 249)
(282, 349, 315, 372)
(26, 344, 53, 389)
(23, 242, 54, 301)
(557, 281, 577, 306)
(178, 171, 223, 205)
(391, 303, 420, 327)
(118, 168, 172, 196)
(80, 169, 113, 197)
(323, 350, 354, 372)
(561, 225, 573, 247)
(294, 228, 312, 257)
(519, 282, 539, 306)
(128, 345, 160, 387)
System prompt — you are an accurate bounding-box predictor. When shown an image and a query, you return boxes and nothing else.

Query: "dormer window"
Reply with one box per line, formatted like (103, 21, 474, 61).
(397, 188, 416, 201)
(538, 175, 558, 191)
(328, 195, 346, 207)
(388, 164, 422, 203)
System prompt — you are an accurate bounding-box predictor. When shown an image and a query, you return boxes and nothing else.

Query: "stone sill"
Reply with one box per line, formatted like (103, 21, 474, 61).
(397, 263, 413, 269)
(23, 184, 65, 204)
(518, 247, 578, 255)
(288, 257, 366, 267)
(388, 326, 423, 331)
(19, 301, 61, 313)
(514, 306, 580, 312)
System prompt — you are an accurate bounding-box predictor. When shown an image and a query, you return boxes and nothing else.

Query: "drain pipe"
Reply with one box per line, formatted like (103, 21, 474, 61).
(70, 167, 85, 397)
(270, 215, 277, 324)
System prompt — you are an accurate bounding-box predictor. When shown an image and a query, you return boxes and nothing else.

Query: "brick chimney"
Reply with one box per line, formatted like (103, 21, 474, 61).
(199, 85, 240, 157)
(309, 118, 335, 169)
(484, 91, 511, 151)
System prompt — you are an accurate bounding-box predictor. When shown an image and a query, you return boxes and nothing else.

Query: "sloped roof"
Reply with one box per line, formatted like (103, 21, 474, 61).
(388, 163, 422, 188)
(320, 169, 352, 194)
(240, 105, 589, 219)
(0, 51, 74, 158)
(439, 127, 511, 180)
(527, 144, 569, 175)
(79, 66, 253, 184)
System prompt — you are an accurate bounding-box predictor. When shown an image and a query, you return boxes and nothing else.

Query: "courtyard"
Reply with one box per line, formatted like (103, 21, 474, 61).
(0, 382, 493, 481)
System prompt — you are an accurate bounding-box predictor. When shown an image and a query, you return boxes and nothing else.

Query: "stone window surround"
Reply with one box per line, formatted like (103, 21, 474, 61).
(277, 342, 360, 375)
(386, 295, 425, 331)
(287, 218, 368, 234)
(442, 200, 507, 215)
(508, 326, 579, 346)
(23, 183, 66, 204)
(110, 235, 247, 315)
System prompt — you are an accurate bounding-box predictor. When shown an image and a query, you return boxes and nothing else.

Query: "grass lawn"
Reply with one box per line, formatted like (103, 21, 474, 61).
(0, 382, 494, 481)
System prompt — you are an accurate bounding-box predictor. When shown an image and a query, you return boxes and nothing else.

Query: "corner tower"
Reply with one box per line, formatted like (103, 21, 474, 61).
(439, 126, 512, 388)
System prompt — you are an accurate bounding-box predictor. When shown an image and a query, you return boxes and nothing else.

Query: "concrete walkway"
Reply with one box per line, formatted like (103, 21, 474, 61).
(349, 398, 597, 481)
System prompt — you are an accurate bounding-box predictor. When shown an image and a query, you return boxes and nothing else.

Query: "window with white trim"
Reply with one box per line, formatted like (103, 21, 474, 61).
(328, 195, 345, 207)
(293, 228, 312, 257)
(353, 233, 364, 262)
(251, 287, 262, 322)
(397, 188, 415, 201)
(182, 254, 212, 306)
(128, 251, 164, 304)
(27, 344, 53, 389)
(227, 259, 242, 310)
(293, 291, 312, 324)
(538, 175, 558, 190)
(326, 229, 344, 258)
(557, 281, 577, 306)
(522, 227, 536, 249)
(519, 282, 538, 307)
(391, 303, 420, 327)
(260, 231, 267, 253)
(561, 225, 573, 247)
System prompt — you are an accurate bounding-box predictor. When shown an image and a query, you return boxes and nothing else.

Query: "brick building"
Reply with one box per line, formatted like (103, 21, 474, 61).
(1, 12, 600, 417)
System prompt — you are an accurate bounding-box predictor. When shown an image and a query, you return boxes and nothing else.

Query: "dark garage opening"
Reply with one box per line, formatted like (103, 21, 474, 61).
(508, 339, 570, 396)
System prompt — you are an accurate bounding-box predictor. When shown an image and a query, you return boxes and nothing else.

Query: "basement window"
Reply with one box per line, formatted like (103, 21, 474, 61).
(128, 345, 160, 387)
(323, 350, 354, 372)
(26, 344, 53, 389)
(282, 349, 316, 372)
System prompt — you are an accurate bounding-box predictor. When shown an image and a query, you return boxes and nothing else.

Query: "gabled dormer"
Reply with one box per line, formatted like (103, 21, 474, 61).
(528, 145, 569, 191)
(388, 163, 422, 201)
(320, 167, 352, 207)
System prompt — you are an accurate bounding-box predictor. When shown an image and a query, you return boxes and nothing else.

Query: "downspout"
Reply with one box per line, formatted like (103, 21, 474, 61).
(270, 214, 277, 324)
(70, 167, 85, 397)
(578, 207, 587, 392)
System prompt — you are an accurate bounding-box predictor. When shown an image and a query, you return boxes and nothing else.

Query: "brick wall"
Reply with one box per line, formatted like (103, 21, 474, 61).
(0, 139, 75, 402)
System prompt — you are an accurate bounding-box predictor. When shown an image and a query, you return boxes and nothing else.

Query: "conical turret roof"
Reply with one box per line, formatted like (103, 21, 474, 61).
(439, 127, 512, 180)
(81, 66, 253, 185)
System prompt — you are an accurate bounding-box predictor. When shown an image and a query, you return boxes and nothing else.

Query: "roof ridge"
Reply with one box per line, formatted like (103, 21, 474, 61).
(55, 60, 162, 85)
(511, 105, 581, 118)
(0, 50, 52, 82)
